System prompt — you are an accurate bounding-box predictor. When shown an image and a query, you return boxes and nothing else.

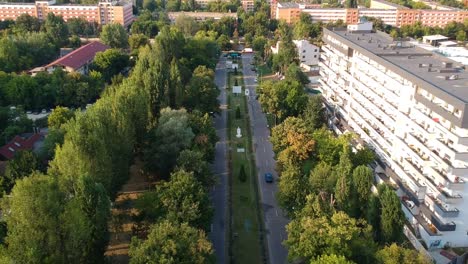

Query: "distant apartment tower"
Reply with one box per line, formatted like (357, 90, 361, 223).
(0, 0, 133, 27)
(241, 0, 254, 12)
(319, 22, 468, 248)
(275, 1, 468, 28)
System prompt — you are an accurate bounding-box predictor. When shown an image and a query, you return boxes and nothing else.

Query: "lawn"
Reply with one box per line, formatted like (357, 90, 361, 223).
(257, 64, 272, 76)
(226, 68, 263, 264)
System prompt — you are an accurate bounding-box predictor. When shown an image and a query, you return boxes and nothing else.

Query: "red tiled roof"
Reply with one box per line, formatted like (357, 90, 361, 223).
(46, 41, 110, 71)
(0, 134, 42, 160)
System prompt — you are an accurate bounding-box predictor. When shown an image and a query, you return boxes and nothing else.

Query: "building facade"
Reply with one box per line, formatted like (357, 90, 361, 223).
(241, 0, 254, 12)
(271, 39, 320, 66)
(319, 24, 468, 248)
(0, 0, 133, 27)
(275, 2, 468, 28)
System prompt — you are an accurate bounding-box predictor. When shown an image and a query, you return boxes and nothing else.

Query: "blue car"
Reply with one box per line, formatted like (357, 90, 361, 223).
(264, 173, 273, 183)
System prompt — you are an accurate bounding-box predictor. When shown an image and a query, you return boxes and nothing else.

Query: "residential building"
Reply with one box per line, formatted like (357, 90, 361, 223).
(0, 133, 43, 161)
(167, 11, 237, 22)
(275, 2, 468, 27)
(241, 0, 255, 12)
(293, 39, 320, 67)
(0, 0, 133, 27)
(30, 41, 109, 75)
(271, 39, 320, 66)
(319, 22, 468, 248)
(422, 34, 450, 46)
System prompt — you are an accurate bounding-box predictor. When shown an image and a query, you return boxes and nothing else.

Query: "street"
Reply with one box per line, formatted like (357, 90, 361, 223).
(210, 55, 228, 264)
(242, 53, 289, 264)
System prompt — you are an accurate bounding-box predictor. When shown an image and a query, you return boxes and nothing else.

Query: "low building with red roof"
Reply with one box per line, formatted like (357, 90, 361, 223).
(31, 41, 110, 76)
(0, 133, 44, 161)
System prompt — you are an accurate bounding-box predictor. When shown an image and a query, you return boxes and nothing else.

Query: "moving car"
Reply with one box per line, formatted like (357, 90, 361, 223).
(264, 173, 273, 183)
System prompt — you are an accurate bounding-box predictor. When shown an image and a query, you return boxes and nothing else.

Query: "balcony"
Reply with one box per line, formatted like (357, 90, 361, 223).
(420, 204, 456, 232)
(427, 194, 460, 218)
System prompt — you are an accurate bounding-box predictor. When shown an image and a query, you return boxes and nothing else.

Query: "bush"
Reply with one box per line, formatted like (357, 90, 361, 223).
(234, 67, 238, 75)
(235, 106, 241, 119)
(234, 78, 238, 86)
(238, 165, 247, 182)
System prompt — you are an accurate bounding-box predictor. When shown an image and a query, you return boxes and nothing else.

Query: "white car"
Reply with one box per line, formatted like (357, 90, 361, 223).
(254, 78, 257, 82)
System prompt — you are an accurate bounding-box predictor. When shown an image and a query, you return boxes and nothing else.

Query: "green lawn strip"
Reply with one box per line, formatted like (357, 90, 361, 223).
(257, 64, 272, 76)
(227, 69, 262, 264)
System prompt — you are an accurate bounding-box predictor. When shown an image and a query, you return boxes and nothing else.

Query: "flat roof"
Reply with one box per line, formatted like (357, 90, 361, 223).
(277, 2, 299, 8)
(325, 28, 468, 104)
(423, 35, 449, 41)
(371, 0, 408, 9)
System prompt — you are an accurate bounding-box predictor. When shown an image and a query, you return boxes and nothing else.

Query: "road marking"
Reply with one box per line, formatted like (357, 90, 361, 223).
(264, 146, 266, 153)
(275, 209, 278, 217)
(211, 224, 213, 232)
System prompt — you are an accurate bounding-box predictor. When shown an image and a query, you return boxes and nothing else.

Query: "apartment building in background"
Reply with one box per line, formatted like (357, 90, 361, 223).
(0, 0, 133, 27)
(275, 0, 468, 28)
(241, 0, 255, 12)
(319, 21, 468, 249)
(271, 39, 320, 67)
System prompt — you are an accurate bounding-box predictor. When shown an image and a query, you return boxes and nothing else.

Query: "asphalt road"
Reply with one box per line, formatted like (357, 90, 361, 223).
(209, 55, 228, 264)
(242, 53, 289, 264)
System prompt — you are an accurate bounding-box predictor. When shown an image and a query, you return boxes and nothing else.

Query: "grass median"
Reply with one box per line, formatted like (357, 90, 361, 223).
(227, 65, 263, 264)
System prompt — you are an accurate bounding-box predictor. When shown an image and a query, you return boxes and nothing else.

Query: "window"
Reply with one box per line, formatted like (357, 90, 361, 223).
(303, 50, 306, 53)
(314, 49, 317, 52)
(314, 55, 317, 58)
(302, 55, 305, 59)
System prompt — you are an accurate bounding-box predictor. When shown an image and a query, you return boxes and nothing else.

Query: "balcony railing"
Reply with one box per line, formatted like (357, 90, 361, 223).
(428, 194, 459, 218)
(420, 204, 456, 232)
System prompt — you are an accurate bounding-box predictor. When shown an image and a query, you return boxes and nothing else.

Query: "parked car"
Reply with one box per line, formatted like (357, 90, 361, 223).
(251, 67, 257, 72)
(264, 173, 273, 183)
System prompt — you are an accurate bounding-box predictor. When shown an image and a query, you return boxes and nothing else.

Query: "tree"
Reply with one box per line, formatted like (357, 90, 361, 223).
(129, 220, 214, 264)
(129, 34, 149, 53)
(333, 149, 354, 214)
(271, 117, 315, 164)
(235, 106, 241, 119)
(310, 254, 355, 264)
(144, 108, 194, 176)
(93, 49, 129, 82)
(376, 244, 432, 264)
(13, 14, 41, 34)
(136, 170, 213, 230)
(252, 36, 268, 61)
(285, 211, 375, 263)
(217, 34, 231, 50)
(142, 0, 157, 11)
(238, 164, 247, 182)
(309, 162, 336, 194)
(48, 106, 75, 130)
(176, 149, 216, 188)
(456, 30, 467, 41)
(175, 14, 200, 37)
(2, 150, 38, 194)
(351, 146, 375, 167)
(2, 173, 65, 263)
(285, 63, 310, 86)
(183, 66, 220, 114)
(351, 165, 373, 217)
(301, 95, 325, 130)
(259, 80, 308, 121)
(380, 184, 405, 244)
(43, 13, 69, 47)
(100, 23, 128, 48)
(277, 164, 309, 215)
(312, 128, 351, 165)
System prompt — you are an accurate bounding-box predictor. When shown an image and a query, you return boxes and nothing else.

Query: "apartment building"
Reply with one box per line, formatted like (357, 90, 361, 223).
(241, 0, 254, 12)
(0, 0, 133, 27)
(271, 39, 320, 66)
(275, 2, 468, 27)
(319, 22, 468, 248)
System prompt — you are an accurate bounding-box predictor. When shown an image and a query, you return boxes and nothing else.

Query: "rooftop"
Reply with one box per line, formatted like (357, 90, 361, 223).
(0, 133, 43, 160)
(45, 41, 109, 70)
(371, 0, 409, 9)
(423, 34, 449, 41)
(326, 28, 468, 103)
(277, 2, 299, 8)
